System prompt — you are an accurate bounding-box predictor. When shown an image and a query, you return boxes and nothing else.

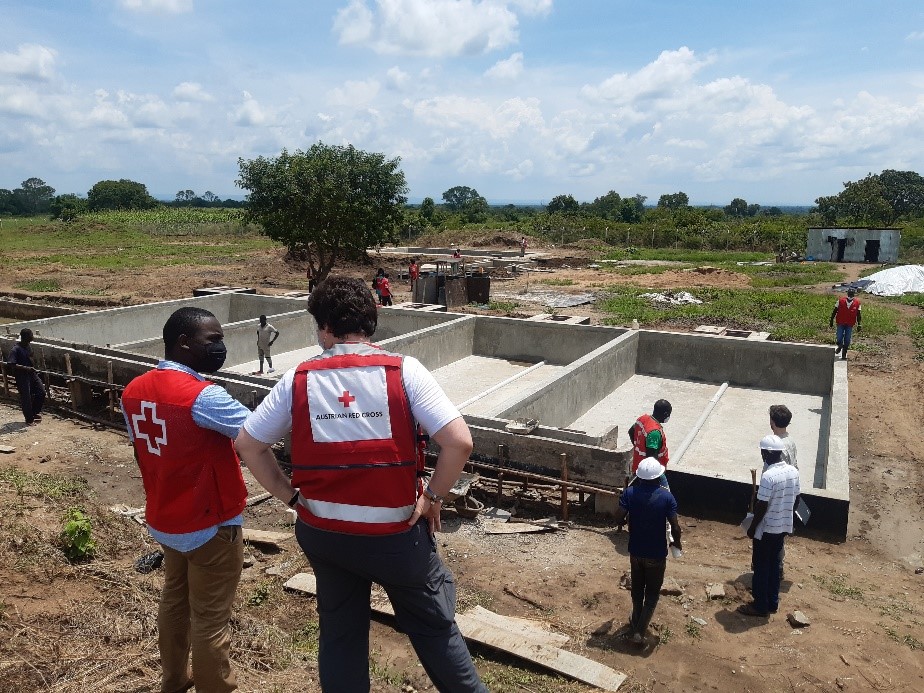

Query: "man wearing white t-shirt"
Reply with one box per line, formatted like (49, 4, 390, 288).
(235, 276, 486, 693)
(739, 435, 800, 618)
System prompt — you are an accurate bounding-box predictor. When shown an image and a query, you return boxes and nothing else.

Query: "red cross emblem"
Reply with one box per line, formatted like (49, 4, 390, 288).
(337, 390, 356, 408)
(131, 401, 168, 456)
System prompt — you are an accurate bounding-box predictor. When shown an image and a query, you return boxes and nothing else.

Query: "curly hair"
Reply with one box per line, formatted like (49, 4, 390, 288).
(307, 276, 377, 338)
(163, 307, 216, 351)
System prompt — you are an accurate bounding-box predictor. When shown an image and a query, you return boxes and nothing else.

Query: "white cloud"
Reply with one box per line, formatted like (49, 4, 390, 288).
(333, 0, 522, 57)
(0, 44, 58, 81)
(232, 91, 269, 126)
(173, 82, 213, 102)
(118, 0, 193, 13)
(582, 47, 713, 105)
(906, 31, 924, 41)
(412, 95, 543, 139)
(326, 79, 381, 107)
(485, 52, 523, 80)
(386, 66, 410, 91)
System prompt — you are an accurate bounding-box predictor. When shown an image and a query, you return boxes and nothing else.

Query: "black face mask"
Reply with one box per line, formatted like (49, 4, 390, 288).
(202, 341, 227, 373)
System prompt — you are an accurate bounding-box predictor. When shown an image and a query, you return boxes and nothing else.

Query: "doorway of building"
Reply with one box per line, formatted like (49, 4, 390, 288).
(837, 239, 847, 261)
(864, 239, 881, 262)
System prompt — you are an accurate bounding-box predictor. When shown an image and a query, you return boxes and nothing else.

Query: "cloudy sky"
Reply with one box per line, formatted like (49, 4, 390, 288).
(2, 0, 923, 205)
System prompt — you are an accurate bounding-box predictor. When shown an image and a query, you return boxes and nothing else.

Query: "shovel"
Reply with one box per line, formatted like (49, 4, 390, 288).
(739, 468, 757, 536)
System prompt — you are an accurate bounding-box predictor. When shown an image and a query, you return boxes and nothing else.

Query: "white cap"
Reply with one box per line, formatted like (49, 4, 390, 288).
(759, 434, 786, 451)
(636, 458, 666, 480)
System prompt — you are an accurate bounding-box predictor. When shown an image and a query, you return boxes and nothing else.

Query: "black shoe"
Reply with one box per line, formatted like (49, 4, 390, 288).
(834, 345, 841, 354)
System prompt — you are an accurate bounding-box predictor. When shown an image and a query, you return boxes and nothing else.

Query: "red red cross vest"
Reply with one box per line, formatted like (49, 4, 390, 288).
(122, 368, 247, 534)
(290, 344, 424, 535)
(835, 297, 860, 326)
(631, 414, 669, 473)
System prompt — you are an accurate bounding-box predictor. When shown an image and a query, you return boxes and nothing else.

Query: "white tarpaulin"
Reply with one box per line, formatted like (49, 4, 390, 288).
(640, 291, 703, 305)
(864, 265, 924, 296)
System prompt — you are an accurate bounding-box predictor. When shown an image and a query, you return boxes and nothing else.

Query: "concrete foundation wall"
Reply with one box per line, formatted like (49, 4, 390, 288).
(375, 308, 461, 340)
(807, 228, 900, 263)
(637, 331, 834, 396)
(497, 331, 637, 427)
(473, 317, 626, 366)
(3, 295, 232, 346)
(379, 316, 475, 371)
(0, 300, 85, 322)
(119, 310, 317, 368)
(226, 294, 306, 323)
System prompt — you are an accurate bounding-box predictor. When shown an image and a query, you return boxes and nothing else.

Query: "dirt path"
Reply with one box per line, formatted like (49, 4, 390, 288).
(1, 245, 923, 692)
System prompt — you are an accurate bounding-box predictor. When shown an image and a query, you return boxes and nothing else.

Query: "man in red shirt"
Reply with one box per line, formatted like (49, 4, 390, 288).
(829, 288, 862, 360)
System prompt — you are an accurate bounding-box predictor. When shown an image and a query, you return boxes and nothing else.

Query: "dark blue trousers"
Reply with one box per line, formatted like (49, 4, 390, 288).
(295, 519, 487, 693)
(752, 532, 786, 613)
(15, 373, 45, 424)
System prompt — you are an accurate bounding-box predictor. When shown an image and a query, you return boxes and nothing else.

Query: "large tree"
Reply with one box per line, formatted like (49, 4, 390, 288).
(87, 179, 157, 211)
(441, 185, 482, 211)
(657, 191, 689, 210)
(724, 197, 749, 218)
(547, 194, 579, 215)
(16, 177, 55, 215)
(237, 143, 407, 280)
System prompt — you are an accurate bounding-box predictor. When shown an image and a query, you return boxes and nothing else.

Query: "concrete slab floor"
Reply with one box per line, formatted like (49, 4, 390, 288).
(569, 374, 718, 442)
(431, 355, 535, 409)
(678, 387, 824, 489)
(226, 344, 323, 379)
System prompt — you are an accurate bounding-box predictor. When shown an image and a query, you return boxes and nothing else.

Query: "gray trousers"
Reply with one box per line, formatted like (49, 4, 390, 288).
(295, 519, 487, 693)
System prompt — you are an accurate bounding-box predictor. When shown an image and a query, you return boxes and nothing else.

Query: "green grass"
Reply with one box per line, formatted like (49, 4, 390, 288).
(910, 317, 924, 360)
(0, 215, 273, 271)
(0, 467, 90, 500)
(487, 300, 519, 312)
(16, 278, 62, 292)
(599, 287, 900, 343)
(605, 264, 688, 276)
(725, 261, 844, 287)
(603, 247, 772, 263)
(812, 573, 864, 600)
(537, 277, 576, 286)
(900, 293, 924, 309)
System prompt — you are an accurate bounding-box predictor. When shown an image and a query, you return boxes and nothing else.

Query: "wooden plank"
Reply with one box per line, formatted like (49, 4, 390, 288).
(282, 573, 625, 691)
(243, 528, 292, 547)
(456, 610, 625, 691)
(463, 605, 569, 647)
(483, 521, 554, 535)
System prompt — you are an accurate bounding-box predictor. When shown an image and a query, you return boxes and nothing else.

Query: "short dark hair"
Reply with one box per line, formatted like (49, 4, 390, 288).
(163, 307, 216, 351)
(653, 399, 672, 420)
(769, 404, 792, 428)
(308, 276, 377, 338)
(19, 328, 33, 341)
(761, 448, 783, 465)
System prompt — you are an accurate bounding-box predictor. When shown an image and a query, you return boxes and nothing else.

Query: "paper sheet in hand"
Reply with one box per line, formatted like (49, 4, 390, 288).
(794, 497, 811, 526)
(739, 512, 753, 536)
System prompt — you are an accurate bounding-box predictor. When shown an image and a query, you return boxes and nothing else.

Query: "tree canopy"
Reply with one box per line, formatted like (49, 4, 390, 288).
(87, 179, 157, 211)
(547, 194, 579, 215)
(657, 192, 689, 210)
(237, 143, 408, 279)
(814, 169, 924, 226)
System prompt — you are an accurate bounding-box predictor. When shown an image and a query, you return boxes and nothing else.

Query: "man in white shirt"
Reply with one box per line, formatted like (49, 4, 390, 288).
(739, 435, 800, 617)
(235, 276, 486, 692)
(255, 315, 279, 374)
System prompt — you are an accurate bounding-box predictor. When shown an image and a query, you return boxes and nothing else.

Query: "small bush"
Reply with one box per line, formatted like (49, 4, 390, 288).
(60, 508, 96, 561)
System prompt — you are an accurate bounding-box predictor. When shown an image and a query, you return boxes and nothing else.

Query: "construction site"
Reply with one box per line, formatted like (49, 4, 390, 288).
(0, 244, 922, 693)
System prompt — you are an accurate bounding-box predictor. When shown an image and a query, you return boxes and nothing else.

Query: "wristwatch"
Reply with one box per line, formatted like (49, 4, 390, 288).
(423, 486, 444, 504)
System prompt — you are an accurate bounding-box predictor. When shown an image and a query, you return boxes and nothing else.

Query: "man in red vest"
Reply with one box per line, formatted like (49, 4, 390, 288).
(829, 287, 862, 360)
(630, 399, 672, 488)
(121, 307, 251, 693)
(235, 276, 487, 692)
